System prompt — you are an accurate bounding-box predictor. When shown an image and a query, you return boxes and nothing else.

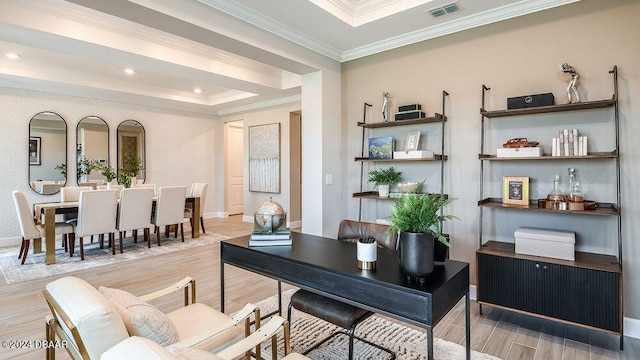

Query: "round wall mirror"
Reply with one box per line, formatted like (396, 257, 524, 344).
(29, 111, 67, 195)
(76, 116, 109, 186)
(117, 120, 145, 186)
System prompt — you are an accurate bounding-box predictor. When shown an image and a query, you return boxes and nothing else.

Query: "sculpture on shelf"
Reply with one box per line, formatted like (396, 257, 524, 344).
(381, 91, 391, 122)
(560, 63, 580, 103)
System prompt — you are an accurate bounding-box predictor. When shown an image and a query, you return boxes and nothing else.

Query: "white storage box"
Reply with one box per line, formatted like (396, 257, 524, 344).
(514, 227, 575, 261)
(393, 150, 434, 159)
(497, 147, 543, 158)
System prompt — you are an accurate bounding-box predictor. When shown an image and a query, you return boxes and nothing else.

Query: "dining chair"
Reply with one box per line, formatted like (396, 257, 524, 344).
(184, 183, 208, 236)
(133, 183, 156, 195)
(97, 185, 124, 198)
(61, 186, 93, 202)
(153, 186, 187, 246)
(287, 220, 398, 360)
(117, 188, 154, 251)
(12, 191, 74, 264)
(77, 182, 97, 190)
(70, 189, 118, 260)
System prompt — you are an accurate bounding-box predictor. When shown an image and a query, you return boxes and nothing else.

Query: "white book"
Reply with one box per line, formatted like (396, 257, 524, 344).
(568, 131, 574, 156)
(578, 136, 583, 156)
(563, 129, 570, 156)
(249, 239, 292, 247)
(582, 136, 588, 155)
(552, 137, 558, 156)
(572, 129, 579, 155)
(558, 131, 564, 156)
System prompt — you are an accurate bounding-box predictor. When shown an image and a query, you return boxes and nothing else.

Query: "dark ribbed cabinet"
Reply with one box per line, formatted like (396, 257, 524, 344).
(476, 66, 623, 349)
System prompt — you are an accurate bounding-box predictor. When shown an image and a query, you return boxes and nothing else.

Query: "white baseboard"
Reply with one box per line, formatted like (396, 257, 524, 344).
(203, 211, 228, 219)
(469, 284, 640, 340)
(0, 236, 22, 248)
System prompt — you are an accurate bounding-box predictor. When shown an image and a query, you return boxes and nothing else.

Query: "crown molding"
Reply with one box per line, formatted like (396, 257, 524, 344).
(208, 90, 257, 106)
(341, 0, 580, 61)
(217, 94, 301, 116)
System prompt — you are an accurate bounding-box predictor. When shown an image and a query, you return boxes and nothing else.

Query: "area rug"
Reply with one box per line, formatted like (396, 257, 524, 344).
(0, 232, 229, 285)
(251, 289, 501, 360)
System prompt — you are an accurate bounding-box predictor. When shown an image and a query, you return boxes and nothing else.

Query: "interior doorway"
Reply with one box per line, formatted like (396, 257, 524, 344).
(224, 120, 244, 215)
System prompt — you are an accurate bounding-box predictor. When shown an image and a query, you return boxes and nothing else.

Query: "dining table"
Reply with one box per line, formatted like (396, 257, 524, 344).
(33, 196, 201, 265)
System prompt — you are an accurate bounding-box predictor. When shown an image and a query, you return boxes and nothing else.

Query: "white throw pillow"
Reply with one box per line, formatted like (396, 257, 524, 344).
(99, 286, 180, 346)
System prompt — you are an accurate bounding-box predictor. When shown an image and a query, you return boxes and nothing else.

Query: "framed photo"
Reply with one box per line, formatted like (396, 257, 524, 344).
(405, 131, 420, 152)
(29, 136, 41, 166)
(502, 176, 529, 206)
(368, 136, 394, 159)
(249, 123, 281, 193)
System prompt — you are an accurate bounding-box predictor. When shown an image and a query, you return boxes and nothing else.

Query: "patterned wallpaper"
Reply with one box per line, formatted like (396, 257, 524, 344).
(0, 86, 217, 242)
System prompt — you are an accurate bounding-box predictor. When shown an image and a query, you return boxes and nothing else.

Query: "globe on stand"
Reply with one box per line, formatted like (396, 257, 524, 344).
(253, 198, 287, 233)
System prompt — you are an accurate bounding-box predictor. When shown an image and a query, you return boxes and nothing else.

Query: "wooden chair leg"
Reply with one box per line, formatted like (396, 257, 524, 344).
(165, 225, 170, 238)
(200, 217, 206, 234)
(99, 234, 104, 249)
(156, 229, 162, 246)
(119, 232, 124, 254)
(21, 238, 30, 265)
(68, 233, 75, 257)
(174, 224, 178, 239)
(180, 223, 184, 242)
(110, 233, 116, 255)
(18, 237, 25, 259)
(145, 228, 151, 248)
(133, 229, 138, 243)
(80, 237, 85, 261)
(62, 234, 68, 252)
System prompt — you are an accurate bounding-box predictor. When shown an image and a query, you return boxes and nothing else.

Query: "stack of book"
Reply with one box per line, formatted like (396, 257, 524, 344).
(249, 229, 292, 247)
(552, 128, 587, 156)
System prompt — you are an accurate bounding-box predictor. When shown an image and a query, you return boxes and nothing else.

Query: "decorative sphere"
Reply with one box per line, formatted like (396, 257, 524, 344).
(254, 199, 286, 233)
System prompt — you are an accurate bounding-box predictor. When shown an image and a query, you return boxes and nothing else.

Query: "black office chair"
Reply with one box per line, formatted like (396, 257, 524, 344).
(287, 220, 398, 360)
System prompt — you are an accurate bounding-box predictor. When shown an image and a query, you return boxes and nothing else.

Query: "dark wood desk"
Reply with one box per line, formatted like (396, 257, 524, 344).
(220, 233, 470, 360)
(36, 196, 200, 265)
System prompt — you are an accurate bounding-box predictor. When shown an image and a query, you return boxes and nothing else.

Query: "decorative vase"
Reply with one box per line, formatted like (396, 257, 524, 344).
(398, 231, 435, 279)
(378, 184, 390, 197)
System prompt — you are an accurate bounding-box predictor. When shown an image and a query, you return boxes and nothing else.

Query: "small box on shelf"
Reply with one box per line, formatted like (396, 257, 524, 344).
(496, 147, 542, 158)
(514, 227, 575, 261)
(392, 150, 434, 159)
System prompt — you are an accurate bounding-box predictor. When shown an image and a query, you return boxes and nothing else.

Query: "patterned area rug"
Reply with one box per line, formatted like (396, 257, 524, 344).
(252, 289, 501, 360)
(0, 232, 228, 285)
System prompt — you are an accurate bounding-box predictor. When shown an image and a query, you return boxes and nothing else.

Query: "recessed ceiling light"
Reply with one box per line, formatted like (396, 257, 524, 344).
(124, 68, 135, 75)
(193, 88, 202, 94)
(5, 53, 20, 59)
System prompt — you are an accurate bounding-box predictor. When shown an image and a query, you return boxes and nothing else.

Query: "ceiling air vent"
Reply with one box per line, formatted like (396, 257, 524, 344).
(427, 1, 460, 18)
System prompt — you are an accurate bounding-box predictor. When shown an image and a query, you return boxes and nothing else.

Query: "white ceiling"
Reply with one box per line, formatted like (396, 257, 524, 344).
(0, 0, 580, 115)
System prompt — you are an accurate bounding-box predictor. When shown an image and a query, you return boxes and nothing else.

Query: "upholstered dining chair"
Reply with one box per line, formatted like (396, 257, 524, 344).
(12, 191, 74, 264)
(97, 184, 124, 198)
(287, 220, 398, 360)
(184, 182, 208, 236)
(70, 189, 118, 260)
(133, 182, 157, 195)
(153, 186, 187, 246)
(116, 188, 154, 251)
(61, 186, 93, 202)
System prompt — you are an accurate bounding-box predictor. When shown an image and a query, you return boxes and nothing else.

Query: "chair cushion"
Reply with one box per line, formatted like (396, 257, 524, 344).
(337, 219, 398, 250)
(100, 336, 178, 360)
(290, 289, 371, 329)
(166, 303, 244, 352)
(99, 286, 180, 346)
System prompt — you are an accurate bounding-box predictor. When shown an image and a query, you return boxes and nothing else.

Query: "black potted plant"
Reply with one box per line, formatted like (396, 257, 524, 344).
(367, 167, 402, 197)
(388, 193, 457, 279)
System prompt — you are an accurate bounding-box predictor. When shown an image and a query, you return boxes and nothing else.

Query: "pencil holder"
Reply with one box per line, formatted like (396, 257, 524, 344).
(357, 238, 377, 270)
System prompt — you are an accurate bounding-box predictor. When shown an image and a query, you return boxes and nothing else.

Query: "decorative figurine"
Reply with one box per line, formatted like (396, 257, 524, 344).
(382, 91, 391, 122)
(560, 63, 580, 103)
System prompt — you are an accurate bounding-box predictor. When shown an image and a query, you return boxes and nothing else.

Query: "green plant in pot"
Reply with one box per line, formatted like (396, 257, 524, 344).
(368, 167, 402, 197)
(55, 163, 67, 179)
(77, 156, 99, 182)
(388, 193, 457, 279)
(97, 163, 118, 186)
(117, 155, 143, 188)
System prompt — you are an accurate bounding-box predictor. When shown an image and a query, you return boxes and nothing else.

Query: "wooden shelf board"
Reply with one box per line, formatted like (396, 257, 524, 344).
(357, 114, 445, 128)
(477, 241, 621, 273)
(353, 191, 448, 200)
(355, 154, 446, 162)
(480, 97, 616, 118)
(477, 198, 619, 216)
(479, 151, 617, 161)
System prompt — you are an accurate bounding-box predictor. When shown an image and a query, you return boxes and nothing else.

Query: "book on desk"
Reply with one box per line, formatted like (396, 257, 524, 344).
(249, 229, 292, 246)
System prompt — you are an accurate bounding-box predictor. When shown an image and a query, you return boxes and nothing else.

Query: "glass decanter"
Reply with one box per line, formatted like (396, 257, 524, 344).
(569, 182, 584, 202)
(547, 173, 567, 201)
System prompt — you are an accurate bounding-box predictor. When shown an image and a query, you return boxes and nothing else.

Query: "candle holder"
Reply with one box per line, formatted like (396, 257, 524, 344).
(357, 237, 377, 270)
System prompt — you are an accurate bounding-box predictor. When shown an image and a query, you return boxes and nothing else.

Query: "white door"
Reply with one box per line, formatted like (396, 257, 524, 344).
(226, 122, 244, 215)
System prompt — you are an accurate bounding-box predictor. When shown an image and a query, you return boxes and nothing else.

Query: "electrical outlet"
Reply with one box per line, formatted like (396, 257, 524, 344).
(325, 174, 333, 185)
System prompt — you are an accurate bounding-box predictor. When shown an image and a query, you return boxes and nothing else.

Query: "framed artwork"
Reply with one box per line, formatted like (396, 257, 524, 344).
(29, 136, 41, 166)
(249, 123, 281, 193)
(368, 136, 394, 159)
(502, 176, 529, 206)
(405, 131, 420, 152)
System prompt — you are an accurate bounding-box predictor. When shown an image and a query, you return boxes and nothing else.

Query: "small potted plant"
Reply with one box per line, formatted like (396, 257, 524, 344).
(117, 155, 143, 188)
(55, 163, 67, 179)
(388, 193, 457, 279)
(97, 163, 118, 187)
(77, 156, 99, 182)
(367, 167, 402, 197)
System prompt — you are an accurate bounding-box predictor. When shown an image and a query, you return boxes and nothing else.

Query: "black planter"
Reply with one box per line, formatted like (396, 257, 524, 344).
(398, 232, 435, 279)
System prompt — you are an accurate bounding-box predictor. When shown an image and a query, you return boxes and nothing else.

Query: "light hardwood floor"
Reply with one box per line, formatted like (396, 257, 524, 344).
(0, 215, 637, 360)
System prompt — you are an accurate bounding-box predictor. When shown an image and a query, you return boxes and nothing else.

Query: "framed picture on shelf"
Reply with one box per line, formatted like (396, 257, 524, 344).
(502, 176, 529, 206)
(404, 131, 420, 152)
(368, 136, 394, 159)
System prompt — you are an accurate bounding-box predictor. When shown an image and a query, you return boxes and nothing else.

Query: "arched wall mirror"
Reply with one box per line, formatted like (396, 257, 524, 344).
(76, 116, 109, 185)
(29, 111, 67, 195)
(117, 120, 145, 186)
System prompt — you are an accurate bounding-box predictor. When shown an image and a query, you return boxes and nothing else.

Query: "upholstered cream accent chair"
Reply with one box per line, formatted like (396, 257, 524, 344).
(117, 188, 154, 251)
(133, 182, 157, 196)
(43, 276, 263, 360)
(12, 191, 74, 264)
(184, 183, 208, 236)
(153, 186, 187, 245)
(70, 190, 118, 260)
